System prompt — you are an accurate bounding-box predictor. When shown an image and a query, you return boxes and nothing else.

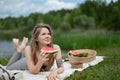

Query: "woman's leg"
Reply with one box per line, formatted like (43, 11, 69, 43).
(6, 57, 28, 70)
(6, 37, 28, 70)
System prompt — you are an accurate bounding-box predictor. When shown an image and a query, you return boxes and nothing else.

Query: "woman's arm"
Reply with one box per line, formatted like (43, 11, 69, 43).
(25, 46, 49, 74)
(47, 44, 64, 80)
(54, 44, 64, 74)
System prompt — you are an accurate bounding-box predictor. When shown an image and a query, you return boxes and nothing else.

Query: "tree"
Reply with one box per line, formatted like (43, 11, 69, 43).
(59, 21, 71, 32)
(73, 14, 96, 29)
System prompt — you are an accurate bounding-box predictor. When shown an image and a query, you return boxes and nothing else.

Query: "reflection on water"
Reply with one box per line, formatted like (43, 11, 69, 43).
(0, 41, 14, 58)
(0, 41, 68, 58)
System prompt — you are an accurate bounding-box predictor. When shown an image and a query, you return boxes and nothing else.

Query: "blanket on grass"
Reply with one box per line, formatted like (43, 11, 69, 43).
(0, 56, 104, 80)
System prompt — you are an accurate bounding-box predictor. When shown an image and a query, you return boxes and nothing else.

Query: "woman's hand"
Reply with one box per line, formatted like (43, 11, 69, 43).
(47, 70, 58, 80)
(38, 51, 49, 64)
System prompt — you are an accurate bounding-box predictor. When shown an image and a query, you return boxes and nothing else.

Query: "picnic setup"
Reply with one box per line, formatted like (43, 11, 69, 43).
(0, 49, 104, 80)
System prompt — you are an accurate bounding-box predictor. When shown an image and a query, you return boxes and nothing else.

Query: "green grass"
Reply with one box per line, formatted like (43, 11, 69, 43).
(53, 29, 120, 50)
(0, 58, 9, 66)
(64, 47, 120, 80)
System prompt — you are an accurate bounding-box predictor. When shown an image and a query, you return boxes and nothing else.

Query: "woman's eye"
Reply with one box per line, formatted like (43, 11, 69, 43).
(41, 33, 45, 35)
(41, 33, 50, 36)
(48, 33, 51, 35)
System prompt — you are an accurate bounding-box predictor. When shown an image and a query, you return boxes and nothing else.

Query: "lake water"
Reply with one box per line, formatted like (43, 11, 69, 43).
(0, 41, 15, 58)
(0, 41, 68, 58)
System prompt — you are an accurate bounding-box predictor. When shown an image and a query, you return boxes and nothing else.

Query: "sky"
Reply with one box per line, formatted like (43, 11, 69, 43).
(0, 0, 117, 19)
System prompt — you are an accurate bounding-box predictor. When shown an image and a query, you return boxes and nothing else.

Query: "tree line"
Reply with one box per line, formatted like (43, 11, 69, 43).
(0, 0, 120, 40)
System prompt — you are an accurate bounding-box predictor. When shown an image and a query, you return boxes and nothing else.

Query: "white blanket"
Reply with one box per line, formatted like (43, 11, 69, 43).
(10, 56, 104, 80)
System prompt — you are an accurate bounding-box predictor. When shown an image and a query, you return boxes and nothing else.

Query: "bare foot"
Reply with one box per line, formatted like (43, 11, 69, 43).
(17, 37, 28, 52)
(13, 38, 19, 50)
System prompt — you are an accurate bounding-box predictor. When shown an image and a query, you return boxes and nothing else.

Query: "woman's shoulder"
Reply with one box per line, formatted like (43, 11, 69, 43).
(53, 44, 60, 48)
(25, 45, 31, 54)
(25, 45, 31, 50)
(53, 44, 61, 51)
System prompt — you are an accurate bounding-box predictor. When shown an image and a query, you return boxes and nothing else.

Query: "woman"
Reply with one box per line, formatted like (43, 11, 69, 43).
(7, 23, 64, 80)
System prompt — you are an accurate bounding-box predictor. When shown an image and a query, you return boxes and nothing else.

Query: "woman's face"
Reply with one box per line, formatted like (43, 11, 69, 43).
(37, 27, 51, 46)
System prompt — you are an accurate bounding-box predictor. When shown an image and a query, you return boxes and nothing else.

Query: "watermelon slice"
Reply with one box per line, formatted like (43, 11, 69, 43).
(41, 47, 58, 54)
(69, 50, 88, 57)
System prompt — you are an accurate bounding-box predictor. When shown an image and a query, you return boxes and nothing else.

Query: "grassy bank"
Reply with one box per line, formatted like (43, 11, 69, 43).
(0, 58, 9, 66)
(53, 29, 120, 50)
(0, 29, 120, 80)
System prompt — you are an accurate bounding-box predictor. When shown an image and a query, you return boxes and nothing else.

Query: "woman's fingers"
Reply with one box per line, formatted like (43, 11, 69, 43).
(39, 51, 46, 56)
(47, 75, 57, 80)
(40, 51, 49, 58)
(38, 51, 49, 62)
(47, 71, 58, 80)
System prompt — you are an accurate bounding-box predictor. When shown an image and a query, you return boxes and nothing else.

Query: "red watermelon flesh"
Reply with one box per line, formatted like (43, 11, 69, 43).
(69, 50, 81, 55)
(69, 50, 88, 57)
(41, 47, 58, 54)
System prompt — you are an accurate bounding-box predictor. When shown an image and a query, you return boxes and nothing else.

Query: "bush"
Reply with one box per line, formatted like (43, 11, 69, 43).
(73, 15, 96, 29)
(59, 21, 71, 32)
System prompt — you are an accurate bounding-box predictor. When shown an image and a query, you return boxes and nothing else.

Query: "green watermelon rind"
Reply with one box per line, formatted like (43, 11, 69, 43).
(73, 52, 88, 57)
(41, 47, 58, 54)
(46, 50, 58, 54)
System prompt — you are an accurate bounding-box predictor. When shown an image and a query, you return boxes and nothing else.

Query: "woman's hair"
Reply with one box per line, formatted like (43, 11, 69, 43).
(30, 23, 54, 70)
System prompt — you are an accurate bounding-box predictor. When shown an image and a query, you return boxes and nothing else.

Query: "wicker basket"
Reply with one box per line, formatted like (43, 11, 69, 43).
(68, 49, 97, 68)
